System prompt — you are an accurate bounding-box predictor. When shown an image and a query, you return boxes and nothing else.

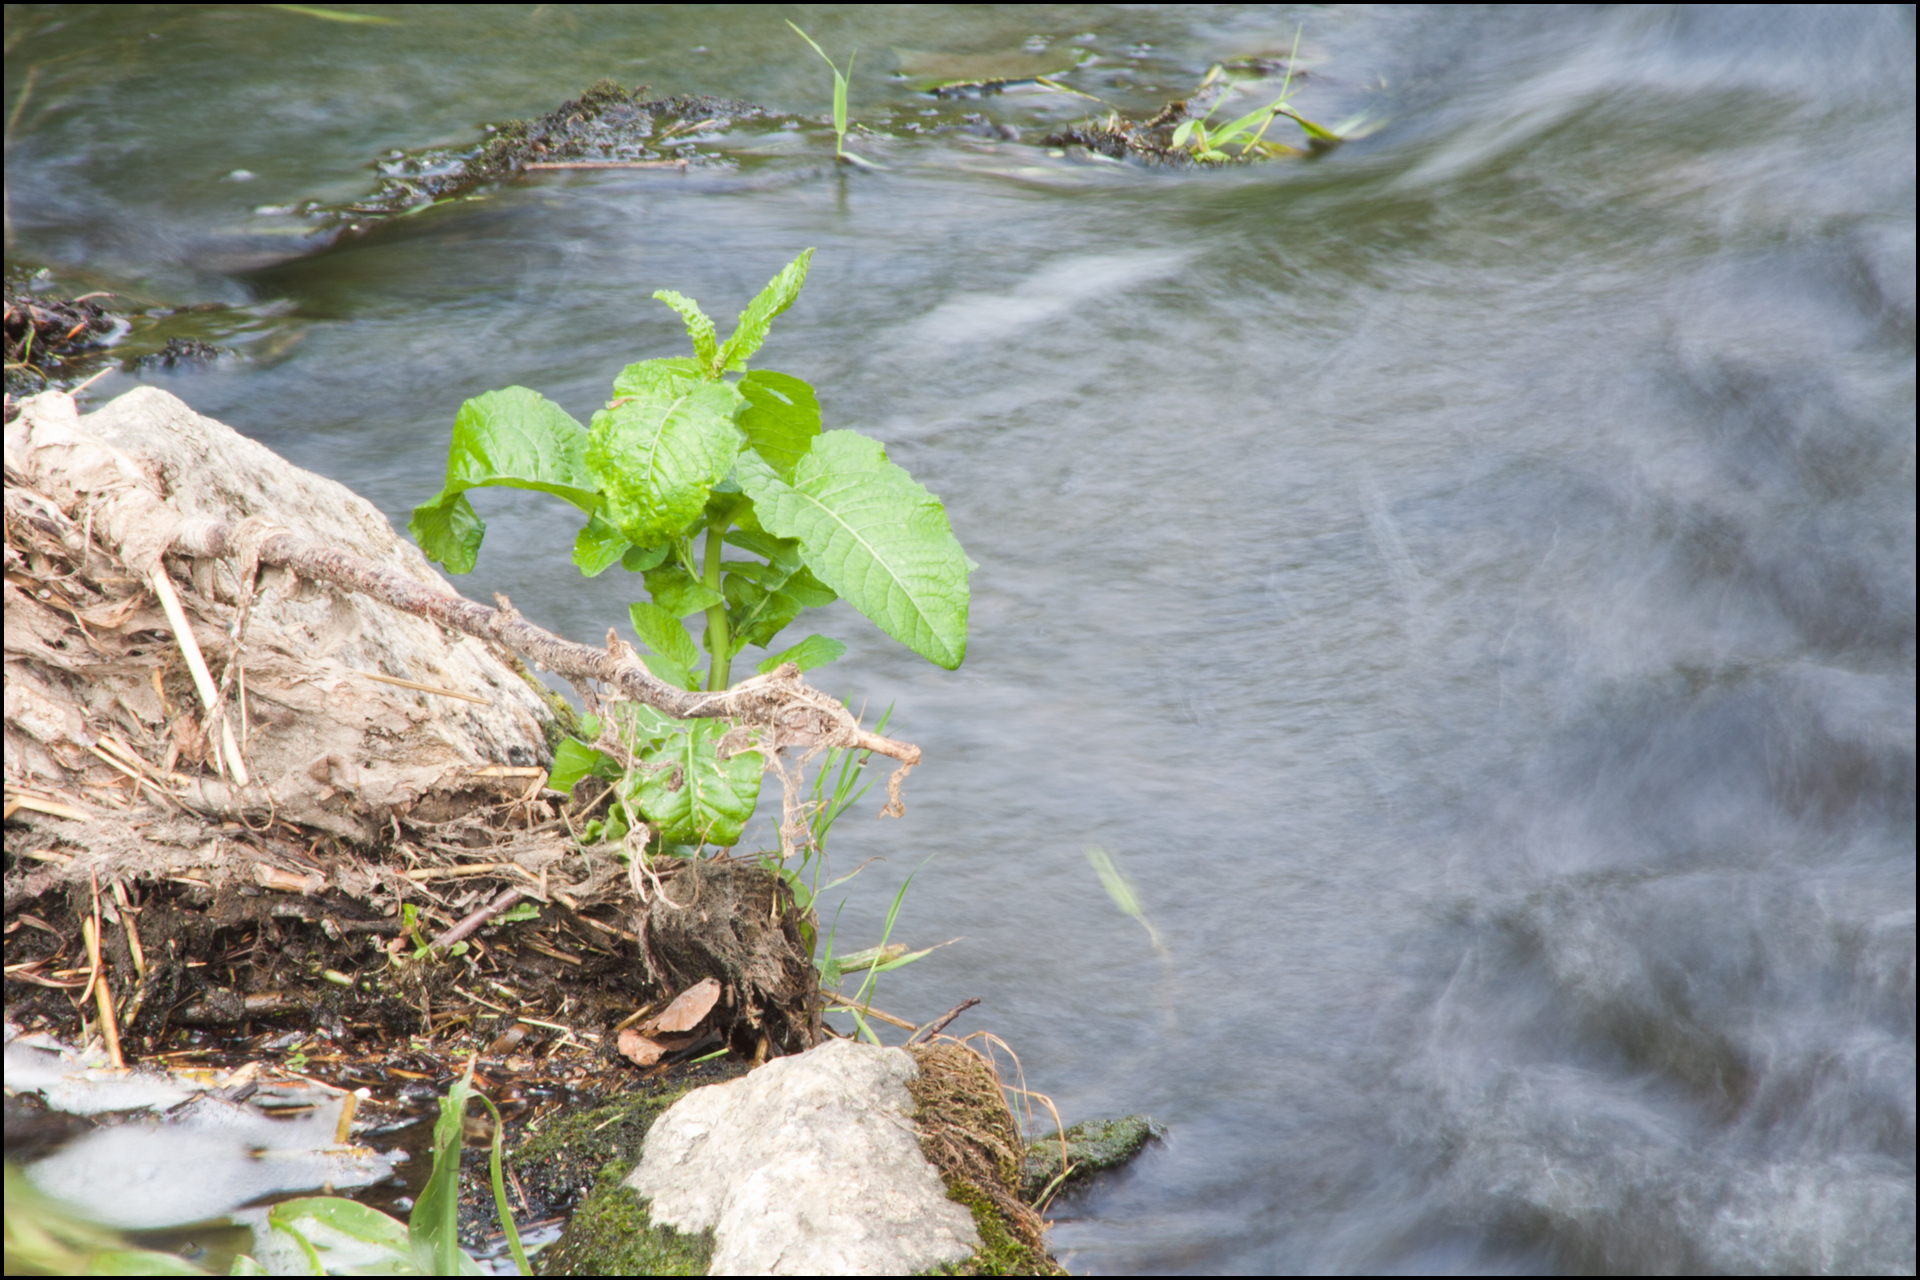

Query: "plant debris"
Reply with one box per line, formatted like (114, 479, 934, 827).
(311, 81, 775, 239)
(908, 1039, 1064, 1276)
(1043, 55, 1339, 165)
(1042, 100, 1199, 165)
(3, 273, 119, 400)
(132, 337, 226, 370)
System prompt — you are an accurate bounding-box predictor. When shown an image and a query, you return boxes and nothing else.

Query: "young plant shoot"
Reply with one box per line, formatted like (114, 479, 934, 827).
(788, 21, 854, 160)
(1171, 27, 1340, 160)
(411, 251, 972, 854)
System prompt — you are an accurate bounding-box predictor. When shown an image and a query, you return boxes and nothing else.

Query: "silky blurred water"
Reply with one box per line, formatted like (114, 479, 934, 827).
(7, 5, 1914, 1273)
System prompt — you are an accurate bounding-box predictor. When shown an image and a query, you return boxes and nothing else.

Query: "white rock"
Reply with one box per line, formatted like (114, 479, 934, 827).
(625, 1039, 979, 1276)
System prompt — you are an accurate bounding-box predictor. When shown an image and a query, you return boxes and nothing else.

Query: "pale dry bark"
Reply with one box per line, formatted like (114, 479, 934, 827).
(4, 388, 919, 868)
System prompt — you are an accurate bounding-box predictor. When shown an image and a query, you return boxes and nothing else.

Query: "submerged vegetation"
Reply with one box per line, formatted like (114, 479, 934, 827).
(1042, 48, 1349, 163)
(263, 30, 1361, 248)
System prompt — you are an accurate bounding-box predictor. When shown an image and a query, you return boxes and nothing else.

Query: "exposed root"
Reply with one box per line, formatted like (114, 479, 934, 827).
(631, 857, 820, 1056)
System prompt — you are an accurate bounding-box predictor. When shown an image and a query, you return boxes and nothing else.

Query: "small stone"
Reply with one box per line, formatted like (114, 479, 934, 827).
(625, 1039, 979, 1275)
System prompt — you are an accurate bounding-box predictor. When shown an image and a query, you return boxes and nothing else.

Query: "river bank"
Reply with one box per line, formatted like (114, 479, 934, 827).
(3, 385, 1159, 1273)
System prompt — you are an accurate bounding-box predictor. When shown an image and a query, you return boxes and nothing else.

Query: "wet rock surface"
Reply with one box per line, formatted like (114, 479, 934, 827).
(1020, 1114, 1165, 1202)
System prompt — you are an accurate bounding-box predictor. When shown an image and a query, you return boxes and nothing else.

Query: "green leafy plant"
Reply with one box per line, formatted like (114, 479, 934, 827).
(787, 21, 854, 161)
(1171, 28, 1339, 161)
(398, 901, 468, 961)
(3, 1164, 210, 1275)
(265, 1060, 528, 1276)
(3, 1067, 528, 1276)
(412, 250, 972, 853)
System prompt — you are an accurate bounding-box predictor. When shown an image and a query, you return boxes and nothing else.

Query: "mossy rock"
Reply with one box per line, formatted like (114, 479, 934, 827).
(528, 1089, 713, 1275)
(502, 1071, 750, 1275)
(1020, 1115, 1165, 1202)
(540, 1169, 714, 1277)
(536, 1051, 1117, 1276)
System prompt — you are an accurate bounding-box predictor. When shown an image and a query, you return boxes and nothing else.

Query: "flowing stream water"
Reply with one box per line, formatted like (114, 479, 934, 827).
(7, 5, 1914, 1273)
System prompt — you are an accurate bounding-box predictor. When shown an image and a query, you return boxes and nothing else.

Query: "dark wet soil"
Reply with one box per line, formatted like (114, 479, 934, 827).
(3, 803, 819, 1266)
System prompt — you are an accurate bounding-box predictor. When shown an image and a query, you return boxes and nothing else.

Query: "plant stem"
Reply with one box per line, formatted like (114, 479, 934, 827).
(703, 516, 732, 690)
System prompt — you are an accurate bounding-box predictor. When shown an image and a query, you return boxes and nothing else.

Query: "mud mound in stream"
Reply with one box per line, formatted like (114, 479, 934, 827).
(636, 857, 820, 1057)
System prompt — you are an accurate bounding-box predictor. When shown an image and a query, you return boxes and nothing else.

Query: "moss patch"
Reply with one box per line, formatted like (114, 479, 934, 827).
(906, 1042, 1064, 1277)
(1021, 1114, 1165, 1202)
(539, 1174, 713, 1277)
(508, 1090, 683, 1218)
(486, 1062, 749, 1273)
(524, 1089, 710, 1276)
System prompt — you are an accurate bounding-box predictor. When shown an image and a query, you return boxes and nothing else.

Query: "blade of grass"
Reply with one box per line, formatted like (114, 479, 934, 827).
(1239, 26, 1306, 153)
(835, 51, 853, 137)
(475, 1092, 530, 1277)
(265, 3, 399, 22)
(787, 21, 855, 159)
(847, 859, 926, 1039)
(411, 1060, 475, 1275)
(1085, 846, 1167, 955)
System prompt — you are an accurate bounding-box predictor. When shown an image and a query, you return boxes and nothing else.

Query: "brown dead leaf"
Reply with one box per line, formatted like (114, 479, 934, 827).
(616, 1026, 704, 1067)
(649, 976, 721, 1034)
(170, 713, 206, 766)
(617, 1028, 665, 1066)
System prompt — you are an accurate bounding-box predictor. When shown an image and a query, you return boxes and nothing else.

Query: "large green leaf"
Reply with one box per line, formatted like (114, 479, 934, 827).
(724, 559, 837, 650)
(410, 387, 596, 573)
(612, 356, 702, 399)
(653, 292, 718, 371)
(586, 380, 742, 547)
(722, 572, 805, 653)
(629, 601, 702, 670)
(409, 491, 487, 576)
(643, 564, 725, 617)
(717, 250, 813, 372)
(573, 509, 630, 577)
(623, 544, 669, 572)
(628, 719, 763, 846)
(737, 370, 821, 481)
(267, 1196, 416, 1275)
(725, 556, 837, 607)
(757, 634, 847, 674)
(638, 651, 697, 691)
(548, 737, 622, 796)
(735, 431, 971, 668)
